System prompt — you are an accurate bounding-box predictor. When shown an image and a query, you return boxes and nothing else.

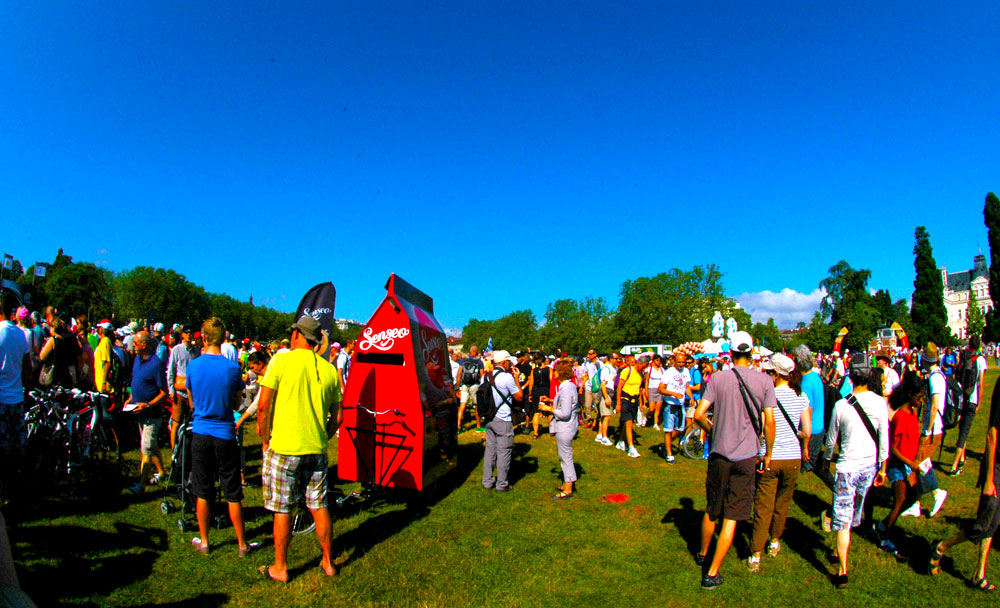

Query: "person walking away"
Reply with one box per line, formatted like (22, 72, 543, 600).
(0, 296, 30, 504)
(125, 331, 167, 493)
(481, 351, 522, 492)
(949, 336, 988, 476)
(930, 372, 1000, 591)
(900, 342, 948, 518)
(256, 315, 342, 583)
(872, 373, 925, 555)
(746, 354, 810, 572)
(167, 325, 200, 450)
(658, 351, 690, 464)
(686, 356, 703, 433)
(594, 354, 618, 446)
(457, 346, 485, 432)
(693, 331, 776, 590)
(186, 318, 257, 557)
(820, 353, 889, 589)
(539, 359, 578, 499)
(615, 354, 647, 458)
(583, 349, 601, 430)
(38, 317, 81, 388)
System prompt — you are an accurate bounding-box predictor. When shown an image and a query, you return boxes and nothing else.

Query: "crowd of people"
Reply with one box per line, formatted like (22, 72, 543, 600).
(451, 331, 998, 591)
(2, 291, 1000, 592)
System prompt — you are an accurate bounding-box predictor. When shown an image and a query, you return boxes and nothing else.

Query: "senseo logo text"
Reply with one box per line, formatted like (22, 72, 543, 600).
(359, 326, 410, 351)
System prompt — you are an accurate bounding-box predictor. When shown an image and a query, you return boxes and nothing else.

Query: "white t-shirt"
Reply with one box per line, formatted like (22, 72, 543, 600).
(825, 390, 890, 474)
(972, 355, 988, 405)
(599, 364, 616, 393)
(882, 367, 901, 395)
(482, 369, 519, 422)
(0, 321, 29, 405)
(646, 365, 664, 390)
(928, 367, 946, 436)
(661, 366, 690, 406)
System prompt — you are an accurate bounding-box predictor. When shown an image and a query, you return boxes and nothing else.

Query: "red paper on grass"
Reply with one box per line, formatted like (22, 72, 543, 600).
(602, 494, 629, 503)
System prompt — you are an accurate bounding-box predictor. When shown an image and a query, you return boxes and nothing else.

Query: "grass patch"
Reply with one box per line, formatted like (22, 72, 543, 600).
(12, 369, 1000, 606)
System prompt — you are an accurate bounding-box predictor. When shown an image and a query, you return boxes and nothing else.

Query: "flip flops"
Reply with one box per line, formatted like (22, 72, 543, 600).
(971, 576, 996, 592)
(928, 540, 945, 575)
(191, 537, 209, 556)
(239, 542, 260, 558)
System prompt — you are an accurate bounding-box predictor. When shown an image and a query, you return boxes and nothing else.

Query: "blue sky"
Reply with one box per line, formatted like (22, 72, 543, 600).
(2, 2, 998, 332)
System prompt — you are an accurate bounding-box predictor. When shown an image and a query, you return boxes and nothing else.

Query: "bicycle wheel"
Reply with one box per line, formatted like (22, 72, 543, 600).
(291, 503, 315, 537)
(682, 429, 706, 460)
(90, 422, 121, 465)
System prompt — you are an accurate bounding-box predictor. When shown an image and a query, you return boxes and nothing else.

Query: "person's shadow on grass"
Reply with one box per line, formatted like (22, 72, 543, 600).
(661, 497, 701, 557)
(781, 517, 830, 576)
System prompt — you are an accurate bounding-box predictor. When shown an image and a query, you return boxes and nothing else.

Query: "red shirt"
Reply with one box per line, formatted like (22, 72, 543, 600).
(889, 408, 919, 465)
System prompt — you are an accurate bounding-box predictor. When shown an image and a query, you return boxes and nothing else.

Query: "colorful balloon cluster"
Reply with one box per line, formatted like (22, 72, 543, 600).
(674, 341, 705, 357)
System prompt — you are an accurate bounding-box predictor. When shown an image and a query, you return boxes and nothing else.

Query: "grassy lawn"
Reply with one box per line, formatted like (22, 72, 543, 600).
(12, 369, 1000, 607)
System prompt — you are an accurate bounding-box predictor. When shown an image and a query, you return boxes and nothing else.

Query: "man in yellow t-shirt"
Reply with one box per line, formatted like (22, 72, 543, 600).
(615, 354, 648, 458)
(93, 322, 115, 394)
(256, 315, 342, 583)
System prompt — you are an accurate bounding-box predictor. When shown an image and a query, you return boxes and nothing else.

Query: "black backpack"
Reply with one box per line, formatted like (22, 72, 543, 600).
(106, 349, 125, 393)
(924, 369, 962, 431)
(476, 370, 513, 423)
(461, 358, 481, 386)
(958, 350, 979, 398)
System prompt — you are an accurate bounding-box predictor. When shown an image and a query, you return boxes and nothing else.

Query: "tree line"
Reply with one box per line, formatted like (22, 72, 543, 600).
(3, 249, 344, 343)
(463, 194, 1000, 355)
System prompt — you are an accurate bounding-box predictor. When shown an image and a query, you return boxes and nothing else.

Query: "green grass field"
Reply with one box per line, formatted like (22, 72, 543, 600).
(12, 370, 1000, 607)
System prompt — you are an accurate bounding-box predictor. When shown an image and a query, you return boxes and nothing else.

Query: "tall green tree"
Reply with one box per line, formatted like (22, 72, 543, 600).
(490, 310, 538, 351)
(871, 289, 896, 327)
(910, 226, 950, 347)
(966, 300, 986, 342)
(112, 267, 211, 326)
(45, 262, 113, 321)
(539, 296, 616, 355)
(818, 260, 880, 351)
(984, 192, 1000, 343)
(750, 318, 783, 351)
(615, 264, 729, 345)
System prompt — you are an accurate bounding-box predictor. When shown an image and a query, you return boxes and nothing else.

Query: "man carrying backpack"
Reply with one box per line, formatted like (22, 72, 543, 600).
(949, 336, 989, 476)
(480, 350, 522, 493)
(457, 346, 485, 432)
(900, 343, 948, 518)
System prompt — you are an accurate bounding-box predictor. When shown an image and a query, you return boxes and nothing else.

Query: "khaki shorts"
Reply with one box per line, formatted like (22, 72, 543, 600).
(171, 391, 191, 423)
(460, 384, 478, 406)
(138, 417, 162, 456)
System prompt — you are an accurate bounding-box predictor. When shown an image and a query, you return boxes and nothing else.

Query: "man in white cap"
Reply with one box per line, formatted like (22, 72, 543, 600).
(481, 350, 523, 493)
(693, 331, 776, 590)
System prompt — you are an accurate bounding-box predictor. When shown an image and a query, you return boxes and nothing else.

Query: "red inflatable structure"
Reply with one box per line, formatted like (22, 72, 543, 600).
(338, 274, 457, 491)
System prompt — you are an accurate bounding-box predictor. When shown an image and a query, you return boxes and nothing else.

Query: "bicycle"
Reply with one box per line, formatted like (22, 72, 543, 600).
(680, 415, 710, 460)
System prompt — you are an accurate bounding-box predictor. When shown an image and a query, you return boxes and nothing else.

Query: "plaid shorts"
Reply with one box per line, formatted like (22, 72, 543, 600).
(831, 465, 877, 531)
(262, 448, 328, 513)
(0, 402, 26, 450)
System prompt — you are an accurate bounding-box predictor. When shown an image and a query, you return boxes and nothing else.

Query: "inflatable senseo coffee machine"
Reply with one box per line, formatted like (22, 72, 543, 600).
(338, 274, 457, 491)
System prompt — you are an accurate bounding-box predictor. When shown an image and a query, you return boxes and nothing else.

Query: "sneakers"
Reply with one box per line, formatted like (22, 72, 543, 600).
(627, 446, 641, 458)
(147, 473, 164, 485)
(821, 509, 832, 532)
(600, 436, 614, 446)
(767, 540, 781, 558)
(475, 427, 485, 434)
(595, 434, 605, 443)
(877, 537, 898, 555)
(653, 424, 661, 431)
(930, 489, 948, 517)
(694, 553, 706, 567)
(746, 555, 761, 573)
(833, 573, 848, 589)
(615, 441, 627, 452)
(701, 573, 723, 590)
(900, 502, 921, 518)
(127, 483, 144, 495)
(947, 468, 963, 477)
(665, 454, 676, 464)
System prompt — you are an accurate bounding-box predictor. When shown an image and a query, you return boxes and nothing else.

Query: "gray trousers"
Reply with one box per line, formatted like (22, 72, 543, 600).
(555, 431, 576, 483)
(483, 418, 514, 490)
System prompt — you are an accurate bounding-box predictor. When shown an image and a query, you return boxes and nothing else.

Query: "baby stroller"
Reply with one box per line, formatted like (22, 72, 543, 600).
(159, 421, 225, 532)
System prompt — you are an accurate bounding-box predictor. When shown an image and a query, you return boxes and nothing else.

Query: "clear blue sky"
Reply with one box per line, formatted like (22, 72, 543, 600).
(3, 2, 997, 332)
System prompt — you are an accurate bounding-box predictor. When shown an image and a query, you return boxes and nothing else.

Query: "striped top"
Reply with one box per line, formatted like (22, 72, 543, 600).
(760, 386, 810, 461)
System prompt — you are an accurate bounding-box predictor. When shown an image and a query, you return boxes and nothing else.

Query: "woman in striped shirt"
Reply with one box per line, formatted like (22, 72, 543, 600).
(746, 353, 812, 573)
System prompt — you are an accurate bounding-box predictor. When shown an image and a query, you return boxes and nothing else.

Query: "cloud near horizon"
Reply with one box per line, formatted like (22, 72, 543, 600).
(735, 288, 825, 329)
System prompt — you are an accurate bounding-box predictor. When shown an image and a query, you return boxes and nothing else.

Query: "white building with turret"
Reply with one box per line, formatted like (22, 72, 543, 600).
(941, 254, 992, 340)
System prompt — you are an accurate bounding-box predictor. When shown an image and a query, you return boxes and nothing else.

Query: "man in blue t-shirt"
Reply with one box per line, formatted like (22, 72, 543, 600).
(125, 331, 167, 493)
(186, 317, 256, 557)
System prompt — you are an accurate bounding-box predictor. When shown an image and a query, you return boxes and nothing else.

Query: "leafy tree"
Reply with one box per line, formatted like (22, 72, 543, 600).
(616, 264, 729, 345)
(966, 300, 986, 343)
(984, 193, 1000, 343)
(539, 296, 616, 355)
(818, 260, 880, 351)
(45, 262, 113, 321)
(112, 267, 211, 326)
(910, 226, 950, 347)
(490, 310, 538, 352)
(871, 289, 896, 327)
(460, 318, 494, 353)
(750, 318, 783, 351)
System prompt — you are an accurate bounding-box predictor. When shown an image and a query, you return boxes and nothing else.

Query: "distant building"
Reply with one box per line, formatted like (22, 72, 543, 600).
(941, 253, 993, 340)
(335, 318, 362, 331)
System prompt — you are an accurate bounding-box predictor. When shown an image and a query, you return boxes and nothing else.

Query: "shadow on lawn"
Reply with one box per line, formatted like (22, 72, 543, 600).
(316, 441, 484, 577)
(782, 517, 830, 576)
(15, 521, 169, 607)
(662, 497, 701, 556)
